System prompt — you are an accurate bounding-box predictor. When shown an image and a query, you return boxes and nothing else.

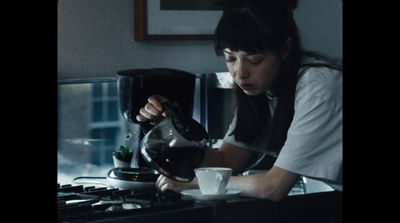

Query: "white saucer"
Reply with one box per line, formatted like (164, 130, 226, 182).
(180, 189, 241, 201)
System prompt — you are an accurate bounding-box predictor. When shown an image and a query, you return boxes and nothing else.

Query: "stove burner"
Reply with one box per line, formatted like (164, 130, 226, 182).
(57, 183, 193, 222)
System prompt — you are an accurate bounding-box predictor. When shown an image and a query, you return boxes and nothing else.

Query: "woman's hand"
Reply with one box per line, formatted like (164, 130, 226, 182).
(136, 95, 170, 123)
(155, 175, 198, 193)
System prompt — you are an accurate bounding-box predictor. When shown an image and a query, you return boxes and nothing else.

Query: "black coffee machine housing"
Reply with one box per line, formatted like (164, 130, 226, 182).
(116, 68, 197, 169)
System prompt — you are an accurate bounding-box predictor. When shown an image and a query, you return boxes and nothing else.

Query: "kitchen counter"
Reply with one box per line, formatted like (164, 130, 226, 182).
(213, 190, 342, 223)
(84, 191, 342, 223)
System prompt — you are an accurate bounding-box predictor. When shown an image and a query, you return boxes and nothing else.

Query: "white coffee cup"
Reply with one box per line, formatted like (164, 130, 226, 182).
(194, 167, 232, 195)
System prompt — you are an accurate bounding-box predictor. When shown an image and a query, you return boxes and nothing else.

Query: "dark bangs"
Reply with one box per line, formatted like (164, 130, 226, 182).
(214, 8, 283, 56)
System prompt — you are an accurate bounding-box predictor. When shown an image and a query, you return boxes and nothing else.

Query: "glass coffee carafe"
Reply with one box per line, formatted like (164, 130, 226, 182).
(140, 101, 209, 182)
(117, 68, 197, 169)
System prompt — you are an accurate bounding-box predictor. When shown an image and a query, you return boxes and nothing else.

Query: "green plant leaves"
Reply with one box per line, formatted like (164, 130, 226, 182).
(119, 145, 132, 158)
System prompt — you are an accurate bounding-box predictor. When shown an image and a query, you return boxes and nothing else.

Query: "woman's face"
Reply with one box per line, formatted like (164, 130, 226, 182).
(223, 48, 281, 95)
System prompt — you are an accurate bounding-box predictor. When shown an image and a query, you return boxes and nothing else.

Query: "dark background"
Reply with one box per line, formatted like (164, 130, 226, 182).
(161, 0, 226, 10)
(6, 0, 388, 222)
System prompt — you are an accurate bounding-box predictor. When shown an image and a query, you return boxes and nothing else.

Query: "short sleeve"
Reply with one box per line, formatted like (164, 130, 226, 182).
(274, 67, 342, 190)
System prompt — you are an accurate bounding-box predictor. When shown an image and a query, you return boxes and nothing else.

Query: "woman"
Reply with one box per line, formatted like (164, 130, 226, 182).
(136, 0, 342, 201)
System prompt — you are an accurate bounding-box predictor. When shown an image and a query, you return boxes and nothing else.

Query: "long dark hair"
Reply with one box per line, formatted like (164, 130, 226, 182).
(214, 0, 302, 153)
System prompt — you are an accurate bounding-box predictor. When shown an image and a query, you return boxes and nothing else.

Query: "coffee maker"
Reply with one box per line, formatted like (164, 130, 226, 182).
(106, 68, 197, 189)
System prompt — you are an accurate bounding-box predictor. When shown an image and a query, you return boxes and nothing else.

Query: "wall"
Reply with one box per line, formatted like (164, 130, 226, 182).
(294, 0, 342, 58)
(58, 0, 342, 79)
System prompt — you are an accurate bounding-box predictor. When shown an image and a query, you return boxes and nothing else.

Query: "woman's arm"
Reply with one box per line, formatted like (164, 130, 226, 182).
(202, 142, 253, 175)
(157, 142, 299, 201)
(206, 142, 300, 201)
(227, 166, 299, 202)
(156, 142, 253, 192)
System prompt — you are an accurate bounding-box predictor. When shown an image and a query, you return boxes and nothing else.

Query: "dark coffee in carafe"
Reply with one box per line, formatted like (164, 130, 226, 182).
(140, 101, 209, 182)
(144, 145, 205, 181)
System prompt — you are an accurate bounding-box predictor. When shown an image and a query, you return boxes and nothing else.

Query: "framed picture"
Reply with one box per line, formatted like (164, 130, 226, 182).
(134, 0, 225, 41)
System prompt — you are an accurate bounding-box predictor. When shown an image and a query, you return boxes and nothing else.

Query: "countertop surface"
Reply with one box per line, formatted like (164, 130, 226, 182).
(73, 190, 342, 223)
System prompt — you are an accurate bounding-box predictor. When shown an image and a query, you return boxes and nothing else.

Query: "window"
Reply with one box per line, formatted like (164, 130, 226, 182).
(58, 79, 128, 184)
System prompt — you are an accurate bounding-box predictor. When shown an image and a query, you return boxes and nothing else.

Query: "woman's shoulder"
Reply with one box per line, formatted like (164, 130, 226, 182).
(299, 52, 342, 76)
(299, 64, 342, 85)
(296, 53, 342, 102)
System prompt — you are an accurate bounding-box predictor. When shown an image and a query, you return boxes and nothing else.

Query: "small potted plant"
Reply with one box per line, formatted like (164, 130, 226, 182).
(112, 130, 134, 168)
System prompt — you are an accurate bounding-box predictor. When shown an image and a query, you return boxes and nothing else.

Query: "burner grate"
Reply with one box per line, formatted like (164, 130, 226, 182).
(57, 183, 194, 222)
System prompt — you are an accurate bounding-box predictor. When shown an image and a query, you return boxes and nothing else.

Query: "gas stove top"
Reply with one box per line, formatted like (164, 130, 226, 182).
(57, 183, 194, 222)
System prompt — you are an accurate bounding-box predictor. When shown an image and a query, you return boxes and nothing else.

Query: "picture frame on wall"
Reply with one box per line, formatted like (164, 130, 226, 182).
(134, 0, 225, 41)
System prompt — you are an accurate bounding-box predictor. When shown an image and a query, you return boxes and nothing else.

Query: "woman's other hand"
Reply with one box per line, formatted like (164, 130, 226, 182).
(136, 95, 170, 122)
(155, 175, 198, 193)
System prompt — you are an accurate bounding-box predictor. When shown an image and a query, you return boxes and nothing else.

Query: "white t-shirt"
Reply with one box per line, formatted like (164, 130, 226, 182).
(223, 57, 342, 191)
